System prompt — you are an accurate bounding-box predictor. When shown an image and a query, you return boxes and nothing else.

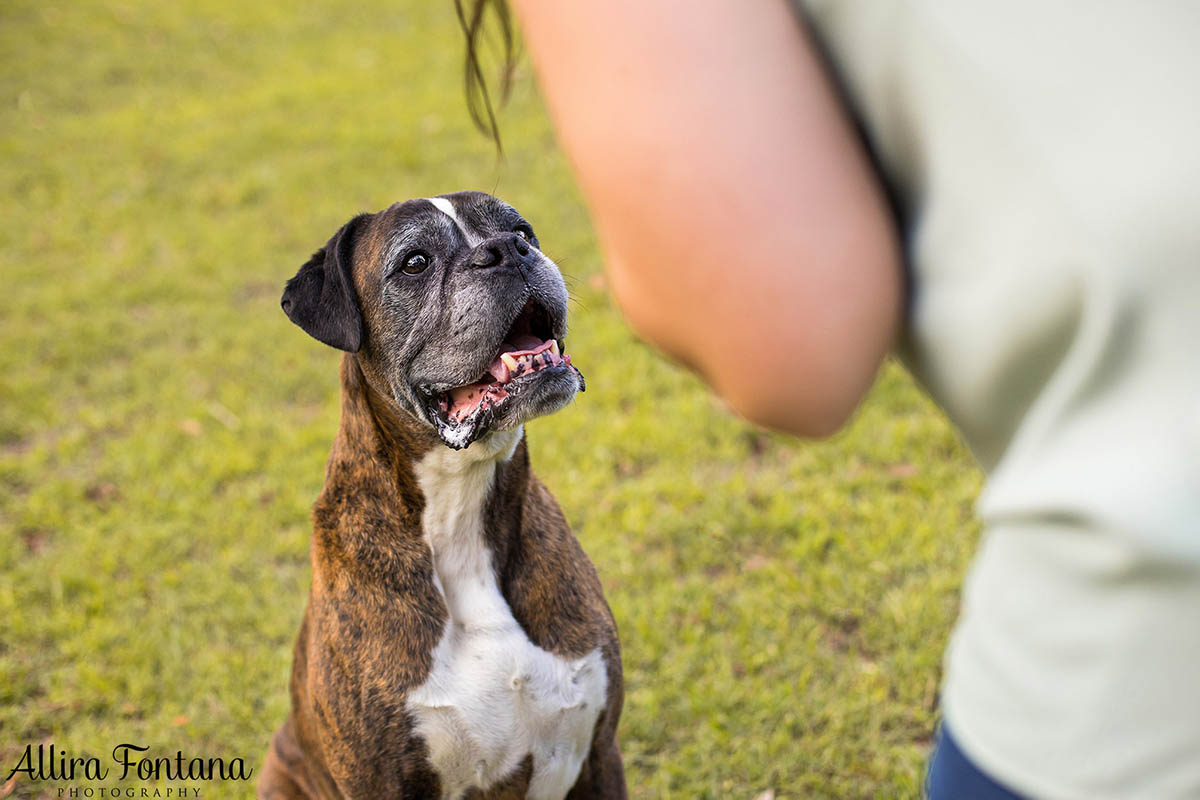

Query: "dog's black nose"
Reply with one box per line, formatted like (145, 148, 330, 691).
(471, 233, 530, 269)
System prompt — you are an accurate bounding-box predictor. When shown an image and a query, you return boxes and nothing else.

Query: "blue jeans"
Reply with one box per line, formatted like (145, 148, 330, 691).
(927, 724, 1027, 799)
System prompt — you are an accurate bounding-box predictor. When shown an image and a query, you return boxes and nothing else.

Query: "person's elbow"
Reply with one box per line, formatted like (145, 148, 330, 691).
(609, 267, 890, 439)
(714, 363, 865, 439)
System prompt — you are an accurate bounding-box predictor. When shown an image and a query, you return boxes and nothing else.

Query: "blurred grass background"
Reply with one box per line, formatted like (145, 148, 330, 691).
(0, 1, 983, 797)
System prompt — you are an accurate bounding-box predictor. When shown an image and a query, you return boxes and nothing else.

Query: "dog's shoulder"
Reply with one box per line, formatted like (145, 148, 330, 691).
(492, 469, 619, 661)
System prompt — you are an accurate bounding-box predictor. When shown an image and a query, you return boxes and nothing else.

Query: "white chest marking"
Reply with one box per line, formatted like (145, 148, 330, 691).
(408, 429, 607, 800)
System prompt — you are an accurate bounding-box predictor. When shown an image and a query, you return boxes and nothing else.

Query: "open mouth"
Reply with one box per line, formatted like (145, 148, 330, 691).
(421, 298, 585, 448)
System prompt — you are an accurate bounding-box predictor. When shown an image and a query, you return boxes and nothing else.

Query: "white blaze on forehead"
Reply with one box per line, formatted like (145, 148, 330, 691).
(427, 196, 481, 246)
(427, 196, 460, 223)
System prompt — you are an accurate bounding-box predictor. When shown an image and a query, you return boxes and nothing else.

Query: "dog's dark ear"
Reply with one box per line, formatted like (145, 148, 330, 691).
(281, 214, 369, 352)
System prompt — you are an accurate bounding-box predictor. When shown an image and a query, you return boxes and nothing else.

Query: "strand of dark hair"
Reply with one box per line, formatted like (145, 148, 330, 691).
(455, 0, 516, 154)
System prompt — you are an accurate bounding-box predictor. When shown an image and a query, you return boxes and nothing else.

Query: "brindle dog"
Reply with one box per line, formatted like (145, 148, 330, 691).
(258, 192, 625, 799)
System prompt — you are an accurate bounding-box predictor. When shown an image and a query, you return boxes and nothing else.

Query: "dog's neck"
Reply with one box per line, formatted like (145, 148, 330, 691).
(311, 354, 529, 586)
(412, 425, 523, 622)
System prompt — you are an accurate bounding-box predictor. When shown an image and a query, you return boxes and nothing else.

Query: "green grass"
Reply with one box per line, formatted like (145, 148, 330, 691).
(0, 1, 982, 797)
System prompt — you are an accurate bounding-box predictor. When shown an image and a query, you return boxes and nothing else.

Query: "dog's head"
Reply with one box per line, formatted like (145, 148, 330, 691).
(282, 191, 585, 450)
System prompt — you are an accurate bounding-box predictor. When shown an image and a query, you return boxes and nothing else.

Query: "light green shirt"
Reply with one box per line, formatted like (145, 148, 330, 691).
(800, 2, 1200, 797)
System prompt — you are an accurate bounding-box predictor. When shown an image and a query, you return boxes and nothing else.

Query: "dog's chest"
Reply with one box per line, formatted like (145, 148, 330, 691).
(407, 436, 607, 800)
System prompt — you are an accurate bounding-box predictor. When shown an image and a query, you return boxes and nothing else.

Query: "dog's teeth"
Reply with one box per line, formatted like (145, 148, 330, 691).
(500, 353, 519, 372)
(549, 340, 560, 356)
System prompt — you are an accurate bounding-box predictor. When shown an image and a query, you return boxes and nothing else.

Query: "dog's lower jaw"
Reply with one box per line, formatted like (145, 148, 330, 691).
(417, 366, 583, 451)
(449, 425, 523, 465)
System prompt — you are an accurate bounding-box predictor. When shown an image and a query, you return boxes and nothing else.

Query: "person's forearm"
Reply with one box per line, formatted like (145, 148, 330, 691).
(511, 0, 903, 436)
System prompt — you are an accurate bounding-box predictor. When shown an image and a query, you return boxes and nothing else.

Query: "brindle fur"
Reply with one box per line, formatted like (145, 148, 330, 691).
(259, 201, 625, 799)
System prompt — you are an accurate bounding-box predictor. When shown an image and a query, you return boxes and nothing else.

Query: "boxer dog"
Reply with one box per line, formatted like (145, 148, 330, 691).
(259, 192, 625, 799)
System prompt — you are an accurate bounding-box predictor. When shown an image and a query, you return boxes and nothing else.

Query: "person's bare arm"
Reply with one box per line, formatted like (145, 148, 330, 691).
(509, 0, 903, 437)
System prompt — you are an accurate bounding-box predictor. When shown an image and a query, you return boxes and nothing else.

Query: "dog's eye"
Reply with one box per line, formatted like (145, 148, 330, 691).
(401, 252, 430, 275)
(514, 225, 534, 242)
